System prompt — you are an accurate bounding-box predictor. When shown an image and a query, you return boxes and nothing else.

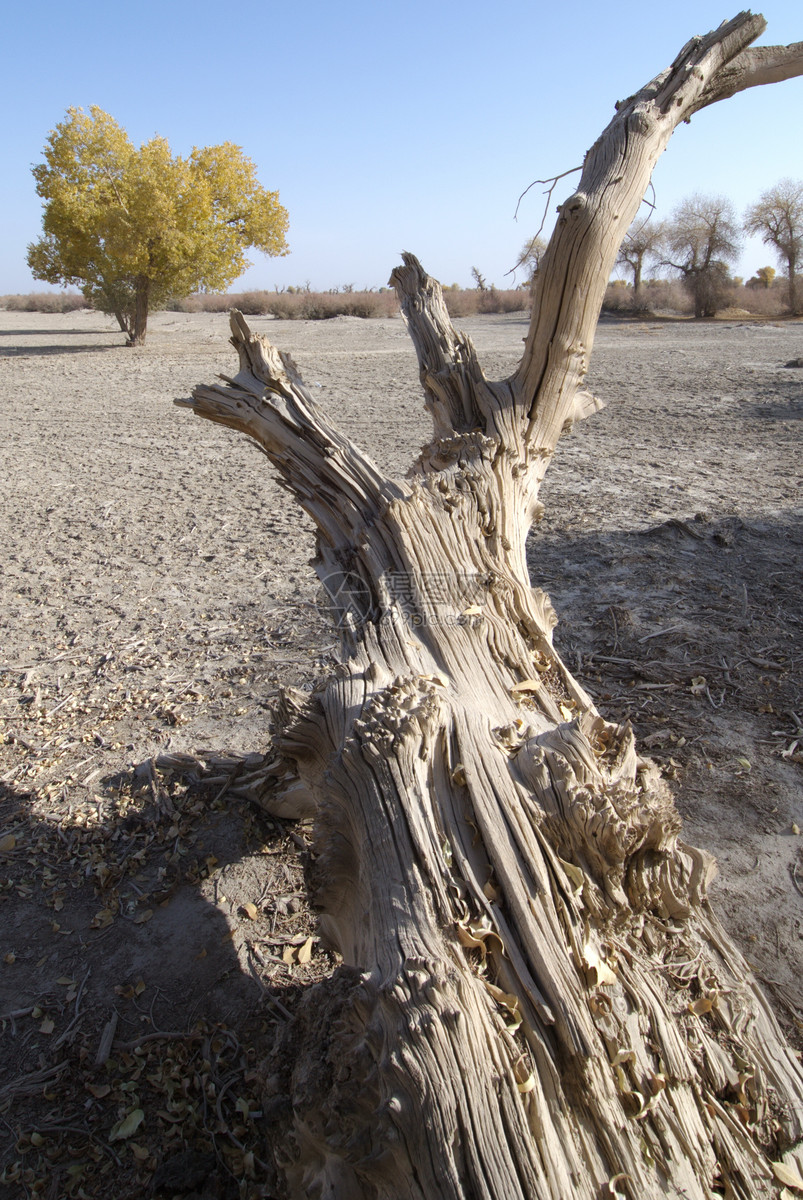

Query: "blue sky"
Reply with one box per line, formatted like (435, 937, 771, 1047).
(2, 0, 801, 293)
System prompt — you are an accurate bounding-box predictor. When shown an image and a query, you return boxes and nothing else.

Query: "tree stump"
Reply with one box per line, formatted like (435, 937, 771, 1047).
(178, 14, 803, 1198)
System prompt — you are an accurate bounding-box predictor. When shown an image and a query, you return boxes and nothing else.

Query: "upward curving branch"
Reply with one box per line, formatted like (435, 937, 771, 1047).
(513, 12, 801, 455)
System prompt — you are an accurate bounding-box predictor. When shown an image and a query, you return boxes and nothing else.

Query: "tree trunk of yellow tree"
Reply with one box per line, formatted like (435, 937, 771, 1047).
(129, 275, 150, 346)
(178, 15, 803, 1199)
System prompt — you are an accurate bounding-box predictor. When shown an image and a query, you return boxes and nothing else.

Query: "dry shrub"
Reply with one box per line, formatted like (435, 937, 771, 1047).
(732, 285, 788, 317)
(602, 280, 693, 316)
(1, 292, 88, 313)
(267, 291, 398, 320)
(174, 286, 527, 322)
(168, 293, 233, 313)
(603, 277, 797, 319)
(442, 289, 479, 318)
(443, 288, 529, 318)
(170, 290, 399, 320)
(479, 287, 529, 315)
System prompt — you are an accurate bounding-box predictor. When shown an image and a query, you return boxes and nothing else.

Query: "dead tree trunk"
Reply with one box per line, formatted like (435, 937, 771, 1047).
(178, 14, 803, 1199)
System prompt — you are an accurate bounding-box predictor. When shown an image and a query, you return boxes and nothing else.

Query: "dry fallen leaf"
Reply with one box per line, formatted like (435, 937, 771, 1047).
(241, 902, 259, 921)
(297, 936, 314, 965)
(558, 856, 584, 893)
(582, 940, 618, 987)
(513, 1056, 535, 1093)
(39, 1017, 55, 1035)
(511, 678, 541, 695)
(0, 835, 16, 854)
(772, 1161, 803, 1192)
(109, 1108, 144, 1142)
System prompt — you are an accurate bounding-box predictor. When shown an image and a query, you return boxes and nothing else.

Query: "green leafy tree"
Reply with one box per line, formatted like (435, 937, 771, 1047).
(744, 178, 803, 314)
(27, 107, 289, 345)
(661, 193, 741, 317)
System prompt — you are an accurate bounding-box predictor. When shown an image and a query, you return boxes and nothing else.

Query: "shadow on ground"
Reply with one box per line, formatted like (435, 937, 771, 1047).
(0, 760, 326, 1199)
(2, 506, 801, 1197)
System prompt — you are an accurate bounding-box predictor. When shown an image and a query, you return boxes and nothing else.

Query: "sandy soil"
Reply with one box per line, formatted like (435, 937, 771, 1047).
(0, 306, 801, 1197)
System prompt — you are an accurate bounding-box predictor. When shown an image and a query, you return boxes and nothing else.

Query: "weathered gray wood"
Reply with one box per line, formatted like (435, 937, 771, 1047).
(178, 13, 803, 1199)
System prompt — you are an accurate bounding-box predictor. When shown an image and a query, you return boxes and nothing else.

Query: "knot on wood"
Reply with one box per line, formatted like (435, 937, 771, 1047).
(563, 191, 589, 216)
(517, 716, 681, 909)
(353, 675, 443, 756)
(419, 430, 499, 469)
(628, 108, 653, 136)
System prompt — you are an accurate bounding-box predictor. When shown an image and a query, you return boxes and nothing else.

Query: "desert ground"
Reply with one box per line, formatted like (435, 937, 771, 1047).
(1, 305, 802, 1197)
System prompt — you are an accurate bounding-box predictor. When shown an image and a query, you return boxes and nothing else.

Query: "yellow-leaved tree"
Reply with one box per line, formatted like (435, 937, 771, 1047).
(27, 107, 289, 345)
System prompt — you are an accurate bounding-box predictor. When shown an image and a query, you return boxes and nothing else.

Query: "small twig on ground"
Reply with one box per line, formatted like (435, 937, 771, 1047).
(94, 1010, 118, 1066)
(638, 625, 683, 643)
(74, 966, 91, 1015)
(112, 1029, 203, 1053)
(792, 860, 803, 899)
(0, 1062, 69, 1102)
(247, 945, 293, 1020)
(51, 967, 92, 1048)
(0, 1006, 35, 1031)
(35, 1123, 123, 1168)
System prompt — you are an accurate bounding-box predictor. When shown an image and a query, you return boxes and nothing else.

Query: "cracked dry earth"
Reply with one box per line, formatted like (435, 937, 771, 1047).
(0, 307, 801, 1198)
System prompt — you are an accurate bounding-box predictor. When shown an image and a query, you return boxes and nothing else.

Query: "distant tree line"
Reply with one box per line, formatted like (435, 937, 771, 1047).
(610, 180, 803, 317)
(21, 102, 803, 329)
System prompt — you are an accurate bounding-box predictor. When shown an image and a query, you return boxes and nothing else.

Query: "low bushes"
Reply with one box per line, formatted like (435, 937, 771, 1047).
(170, 289, 400, 319)
(602, 279, 790, 318)
(172, 287, 530, 320)
(442, 287, 529, 318)
(0, 292, 87, 313)
(4, 281, 793, 322)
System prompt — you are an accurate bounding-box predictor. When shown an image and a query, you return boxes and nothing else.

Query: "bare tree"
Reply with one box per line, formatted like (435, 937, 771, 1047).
(745, 177, 803, 313)
(662, 194, 742, 317)
(616, 217, 664, 302)
(518, 235, 548, 285)
(179, 15, 803, 1199)
(470, 266, 488, 291)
